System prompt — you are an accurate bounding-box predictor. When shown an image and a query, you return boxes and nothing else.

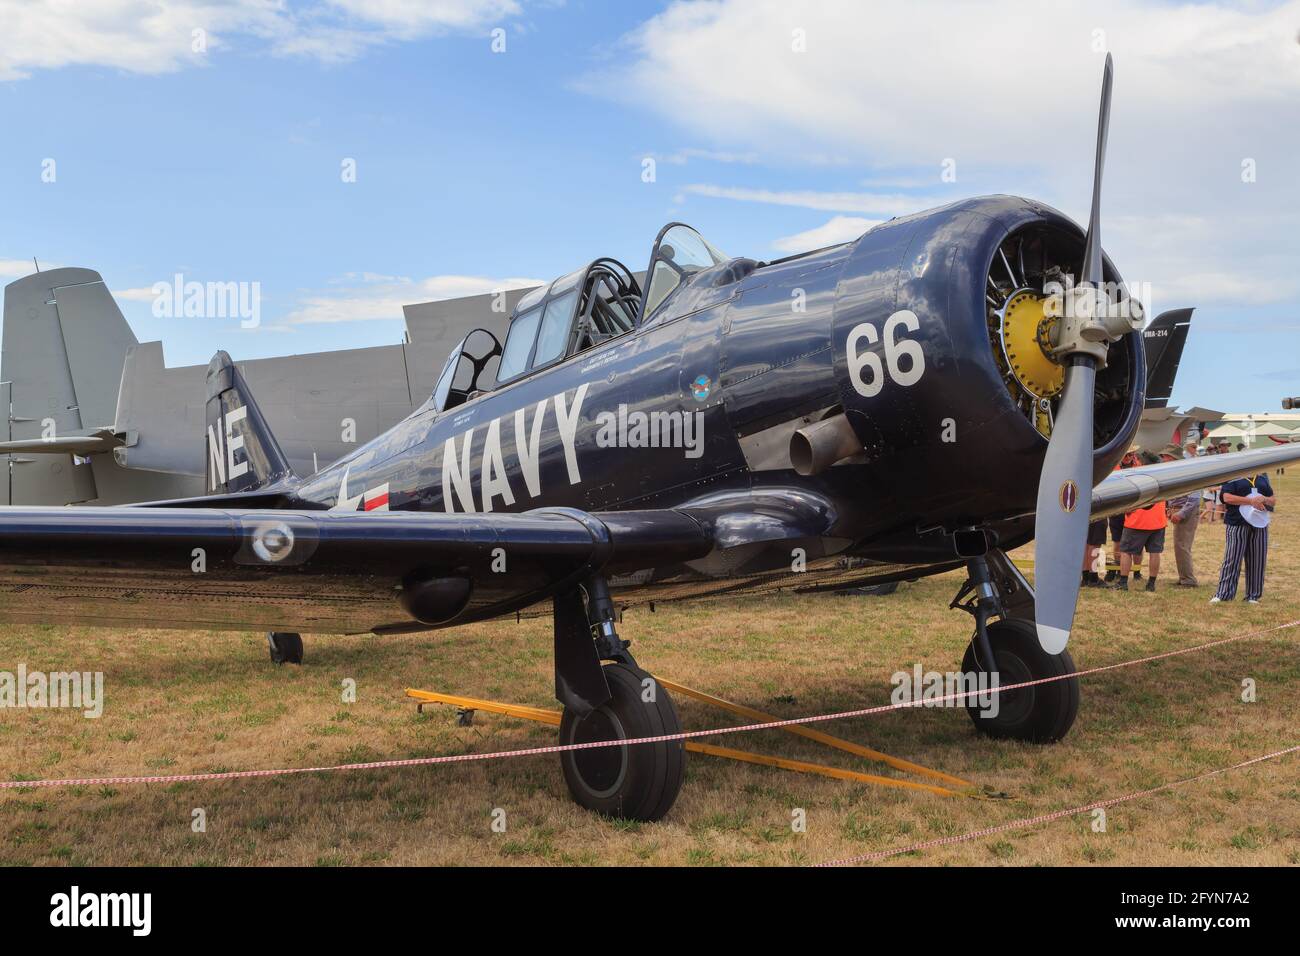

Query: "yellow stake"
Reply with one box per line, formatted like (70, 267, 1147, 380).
(653, 677, 974, 789)
(405, 681, 983, 799)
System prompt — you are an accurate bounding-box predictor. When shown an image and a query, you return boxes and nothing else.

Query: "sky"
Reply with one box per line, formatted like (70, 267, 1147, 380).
(1, 0, 1297, 413)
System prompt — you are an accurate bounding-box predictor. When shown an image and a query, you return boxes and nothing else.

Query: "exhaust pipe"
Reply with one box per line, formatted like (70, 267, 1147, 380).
(790, 413, 863, 476)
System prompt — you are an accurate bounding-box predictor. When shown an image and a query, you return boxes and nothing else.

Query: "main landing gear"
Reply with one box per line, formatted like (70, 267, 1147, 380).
(950, 541, 1079, 743)
(267, 631, 304, 665)
(552, 574, 685, 821)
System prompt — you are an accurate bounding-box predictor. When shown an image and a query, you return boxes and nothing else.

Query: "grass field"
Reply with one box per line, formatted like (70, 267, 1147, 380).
(2, 470, 1298, 867)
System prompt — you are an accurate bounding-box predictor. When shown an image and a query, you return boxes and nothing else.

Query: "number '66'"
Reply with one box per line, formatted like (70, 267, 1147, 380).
(847, 310, 926, 398)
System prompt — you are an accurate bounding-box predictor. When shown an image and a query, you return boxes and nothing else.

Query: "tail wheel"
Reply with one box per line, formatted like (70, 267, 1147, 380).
(559, 662, 685, 822)
(268, 631, 304, 665)
(961, 617, 1078, 743)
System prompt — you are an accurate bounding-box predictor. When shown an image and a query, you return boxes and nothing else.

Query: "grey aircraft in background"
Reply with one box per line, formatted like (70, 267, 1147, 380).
(1, 267, 533, 506)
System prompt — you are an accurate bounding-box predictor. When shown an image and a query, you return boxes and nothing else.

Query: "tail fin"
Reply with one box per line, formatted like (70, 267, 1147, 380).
(2, 267, 137, 504)
(205, 351, 296, 494)
(1142, 307, 1194, 409)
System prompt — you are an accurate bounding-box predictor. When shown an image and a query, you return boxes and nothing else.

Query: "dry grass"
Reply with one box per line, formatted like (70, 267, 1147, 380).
(2, 470, 1298, 866)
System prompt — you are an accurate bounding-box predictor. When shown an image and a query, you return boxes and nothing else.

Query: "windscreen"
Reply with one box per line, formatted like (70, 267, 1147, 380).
(497, 306, 541, 383)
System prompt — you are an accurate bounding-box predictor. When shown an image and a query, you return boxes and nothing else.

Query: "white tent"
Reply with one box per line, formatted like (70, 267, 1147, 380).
(1206, 423, 1246, 439)
(1244, 421, 1298, 437)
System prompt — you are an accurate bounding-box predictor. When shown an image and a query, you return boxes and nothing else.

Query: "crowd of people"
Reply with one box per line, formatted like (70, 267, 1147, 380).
(1081, 438, 1278, 604)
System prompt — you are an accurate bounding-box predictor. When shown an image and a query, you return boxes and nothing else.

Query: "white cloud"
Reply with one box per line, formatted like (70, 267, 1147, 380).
(859, 173, 948, 189)
(1149, 270, 1300, 308)
(592, 0, 1300, 167)
(683, 184, 941, 216)
(0, 0, 525, 80)
(270, 26, 383, 65)
(656, 147, 761, 166)
(0, 1, 275, 80)
(591, 0, 1300, 322)
(771, 216, 880, 253)
(237, 322, 296, 334)
(0, 258, 37, 279)
(1108, 213, 1300, 311)
(287, 273, 543, 324)
(1, 258, 67, 280)
(112, 286, 159, 301)
(323, 0, 520, 36)
(331, 271, 405, 284)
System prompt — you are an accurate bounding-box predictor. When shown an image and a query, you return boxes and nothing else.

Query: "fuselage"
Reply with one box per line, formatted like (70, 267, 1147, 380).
(289, 196, 1145, 579)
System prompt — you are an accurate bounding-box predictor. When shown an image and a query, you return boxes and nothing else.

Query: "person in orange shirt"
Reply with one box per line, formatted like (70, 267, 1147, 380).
(1113, 452, 1167, 592)
(1105, 447, 1142, 582)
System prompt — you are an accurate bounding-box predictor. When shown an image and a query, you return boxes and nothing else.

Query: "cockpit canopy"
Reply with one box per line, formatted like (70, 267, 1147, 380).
(640, 223, 728, 321)
(496, 257, 642, 386)
(430, 223, 727, 413)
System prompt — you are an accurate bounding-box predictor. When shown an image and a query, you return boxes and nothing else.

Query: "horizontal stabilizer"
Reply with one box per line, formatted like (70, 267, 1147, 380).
(0, 428, 124, 456)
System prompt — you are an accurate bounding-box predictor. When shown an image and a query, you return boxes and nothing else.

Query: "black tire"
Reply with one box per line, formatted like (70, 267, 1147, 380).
(961, 617, 1078, 743)
(559, 663, 685, 822)
(840, 581, 900, 596)
(268, 632, 304, 665)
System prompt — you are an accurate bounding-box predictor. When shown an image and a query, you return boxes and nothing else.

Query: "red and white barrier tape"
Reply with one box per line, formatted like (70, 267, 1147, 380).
(818, 742, 1300, 866)
(2, 618, 1297, 791)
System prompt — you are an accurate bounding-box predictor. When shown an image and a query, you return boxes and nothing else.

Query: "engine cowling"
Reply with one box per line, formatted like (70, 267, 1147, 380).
(822, 196, 1145, 553)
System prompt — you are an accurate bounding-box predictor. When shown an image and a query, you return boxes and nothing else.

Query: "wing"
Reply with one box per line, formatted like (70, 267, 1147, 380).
(1091, 443, 1300, 521)
(0, 506, 711, 634)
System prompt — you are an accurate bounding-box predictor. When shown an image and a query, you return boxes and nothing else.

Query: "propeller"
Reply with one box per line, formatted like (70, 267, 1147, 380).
(1033, 53, 1114, 655)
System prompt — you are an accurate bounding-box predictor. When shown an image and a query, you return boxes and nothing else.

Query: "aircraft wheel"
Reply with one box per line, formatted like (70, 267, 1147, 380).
(559, 663, 685, 822)
(268, 631, 304, 665)
(961, 618, 1078, 743)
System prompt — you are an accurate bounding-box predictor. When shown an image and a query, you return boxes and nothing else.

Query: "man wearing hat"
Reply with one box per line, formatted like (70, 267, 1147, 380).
(1164, 443, 1202, 587)
(1210, 470, 1276, 604)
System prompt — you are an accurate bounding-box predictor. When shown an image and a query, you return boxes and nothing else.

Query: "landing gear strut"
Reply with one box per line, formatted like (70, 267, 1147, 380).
(951, 540, 1079, 743)
(553, 574, 685, 821)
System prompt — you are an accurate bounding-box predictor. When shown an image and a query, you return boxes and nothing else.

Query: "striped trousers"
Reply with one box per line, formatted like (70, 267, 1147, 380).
(1213, 524, 1269, 602)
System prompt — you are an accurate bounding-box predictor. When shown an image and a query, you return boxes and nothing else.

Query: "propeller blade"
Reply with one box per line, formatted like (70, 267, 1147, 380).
(1031, 54, 1115, 654)
(1080, 52, 1113, 289)
(1033, 360, 1097, 653)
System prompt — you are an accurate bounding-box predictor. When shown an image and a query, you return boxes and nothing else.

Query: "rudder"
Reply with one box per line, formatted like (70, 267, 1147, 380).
(1142, 307, 1194, 409)
(205, 350, 296, 494)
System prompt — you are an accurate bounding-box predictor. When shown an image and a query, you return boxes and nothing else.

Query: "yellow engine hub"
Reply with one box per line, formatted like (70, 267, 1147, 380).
(999, 290, 1064, 400)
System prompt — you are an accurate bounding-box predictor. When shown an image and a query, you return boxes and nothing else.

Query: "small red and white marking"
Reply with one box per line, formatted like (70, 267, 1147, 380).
(332, 468, 390, 512)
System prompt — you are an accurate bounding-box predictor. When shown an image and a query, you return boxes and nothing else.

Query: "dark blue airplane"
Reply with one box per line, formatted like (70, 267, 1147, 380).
(2, 57, 1295, 820)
